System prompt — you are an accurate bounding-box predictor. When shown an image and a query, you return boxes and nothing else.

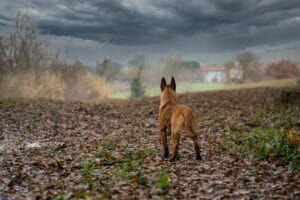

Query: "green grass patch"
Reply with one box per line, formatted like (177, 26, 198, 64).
(224, 127, 299, 170)
(100, 140, 117, 148)
(222, 105, 300, 170)
(291, 79, 299, 86)
(156, 166, 170, 190)
(65, 141, 155, 199)
(0, 98, 15, 105)
(52, 193, 69, 200)
(155, 166, 171, 199)
(111, 91, 131, 99)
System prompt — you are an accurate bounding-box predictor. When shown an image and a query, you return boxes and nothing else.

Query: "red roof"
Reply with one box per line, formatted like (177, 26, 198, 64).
(201, 66, 226, 71)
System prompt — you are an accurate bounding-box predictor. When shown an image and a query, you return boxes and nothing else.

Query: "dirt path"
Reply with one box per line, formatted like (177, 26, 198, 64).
(0, 87, 299, 199)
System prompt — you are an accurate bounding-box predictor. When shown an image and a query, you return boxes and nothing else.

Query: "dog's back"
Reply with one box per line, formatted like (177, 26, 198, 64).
(160, 104, 197, 138)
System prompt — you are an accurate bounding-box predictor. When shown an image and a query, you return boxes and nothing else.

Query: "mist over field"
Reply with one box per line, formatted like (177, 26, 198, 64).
(0, 1, 300, 199)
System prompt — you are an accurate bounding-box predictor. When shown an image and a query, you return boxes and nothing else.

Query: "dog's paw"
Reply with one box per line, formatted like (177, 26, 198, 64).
(163, 149, 169, 158)
(169, 154, 179, 162)
(196, 155, 202, 160)
(169, 157, 176, 162)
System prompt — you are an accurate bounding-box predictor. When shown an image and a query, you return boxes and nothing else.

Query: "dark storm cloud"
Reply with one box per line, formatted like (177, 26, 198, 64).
(35, 0, 178, 45)
(1, 0, 300, 50)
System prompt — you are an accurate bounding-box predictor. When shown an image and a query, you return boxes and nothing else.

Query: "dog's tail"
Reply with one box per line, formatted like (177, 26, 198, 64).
(184, 110, 198, 138)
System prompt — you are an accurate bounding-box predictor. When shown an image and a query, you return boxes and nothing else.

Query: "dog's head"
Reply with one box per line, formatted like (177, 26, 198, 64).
(160, 76, 176, 104)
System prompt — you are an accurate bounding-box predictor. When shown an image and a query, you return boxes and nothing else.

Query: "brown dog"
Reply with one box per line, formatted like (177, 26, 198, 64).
(158, 77, 202, 161)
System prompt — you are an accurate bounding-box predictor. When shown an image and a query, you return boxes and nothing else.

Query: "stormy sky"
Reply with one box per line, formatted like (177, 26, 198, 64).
(1, 0, 300, 65)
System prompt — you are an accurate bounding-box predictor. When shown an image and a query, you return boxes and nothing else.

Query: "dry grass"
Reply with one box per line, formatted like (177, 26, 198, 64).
(224, 78, 299, 90)
(0, 71, 111, 102)
(0, 13, 111, 103)
(109, 83, 130, 93)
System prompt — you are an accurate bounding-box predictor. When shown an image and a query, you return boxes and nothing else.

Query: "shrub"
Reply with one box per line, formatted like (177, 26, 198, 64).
(0, 70, 110, 102)
(130, 61, 145, 98)
(130, 76, 145, 98)
(266, 59, 300, 79)
(225, 127, 300, 170)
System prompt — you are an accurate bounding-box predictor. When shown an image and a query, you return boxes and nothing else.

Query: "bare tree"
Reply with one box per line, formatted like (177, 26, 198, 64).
(96, 58, 108, 77)
(129, 54, 145, 68)
(0, 12, 49, 76)
(164, 56, 181, 75)
(224, 52, 263, 83)
(236, 52, 263, 82)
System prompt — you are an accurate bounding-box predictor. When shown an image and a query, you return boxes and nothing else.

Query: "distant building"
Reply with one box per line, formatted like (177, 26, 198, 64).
(201, 66, 226, 82)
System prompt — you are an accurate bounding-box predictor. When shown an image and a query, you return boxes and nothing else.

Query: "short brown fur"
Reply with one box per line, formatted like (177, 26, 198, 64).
(158, 77, 202, 161)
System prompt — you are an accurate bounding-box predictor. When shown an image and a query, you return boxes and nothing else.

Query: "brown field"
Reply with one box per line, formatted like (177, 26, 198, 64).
(0, 85, 299, 199)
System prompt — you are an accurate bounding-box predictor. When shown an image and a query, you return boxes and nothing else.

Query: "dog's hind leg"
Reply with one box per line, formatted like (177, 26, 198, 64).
(186, 119, 202, 160)
(191, 135, 202, 160)
(170, 115, 184, 161)
(170, 129, 180, 161)
(160, 126, 169, 158)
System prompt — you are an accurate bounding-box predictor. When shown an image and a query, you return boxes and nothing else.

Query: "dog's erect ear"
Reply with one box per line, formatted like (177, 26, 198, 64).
(161, 77, 167, 92)
(170, 76, 176, 91)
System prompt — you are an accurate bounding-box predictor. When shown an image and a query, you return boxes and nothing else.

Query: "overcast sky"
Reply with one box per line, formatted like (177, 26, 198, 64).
(1, 0, 300, 65)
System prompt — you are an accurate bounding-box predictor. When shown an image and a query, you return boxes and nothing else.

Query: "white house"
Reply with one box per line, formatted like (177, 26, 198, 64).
(201, 66, 226, 82)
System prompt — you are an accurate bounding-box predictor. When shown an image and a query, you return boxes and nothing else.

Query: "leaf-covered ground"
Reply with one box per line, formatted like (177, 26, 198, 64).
(0, 87, 299, 199)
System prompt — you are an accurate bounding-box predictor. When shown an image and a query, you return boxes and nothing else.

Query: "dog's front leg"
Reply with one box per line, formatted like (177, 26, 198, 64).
(160, 127, 169, 158)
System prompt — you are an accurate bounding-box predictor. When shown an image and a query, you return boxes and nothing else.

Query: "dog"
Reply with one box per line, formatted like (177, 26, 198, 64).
(158, 77, 202, 161)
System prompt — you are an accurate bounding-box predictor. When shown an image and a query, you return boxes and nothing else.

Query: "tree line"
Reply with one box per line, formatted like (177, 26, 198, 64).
(224, 52, 300, 83)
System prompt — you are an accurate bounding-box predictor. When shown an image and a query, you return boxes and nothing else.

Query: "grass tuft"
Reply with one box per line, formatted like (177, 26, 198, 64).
(0, 98, 16, 105)
(156, 166, 170, 190)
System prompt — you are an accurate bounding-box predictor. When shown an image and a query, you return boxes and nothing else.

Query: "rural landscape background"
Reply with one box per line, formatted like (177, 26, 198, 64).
(0, 0, 300, 199)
